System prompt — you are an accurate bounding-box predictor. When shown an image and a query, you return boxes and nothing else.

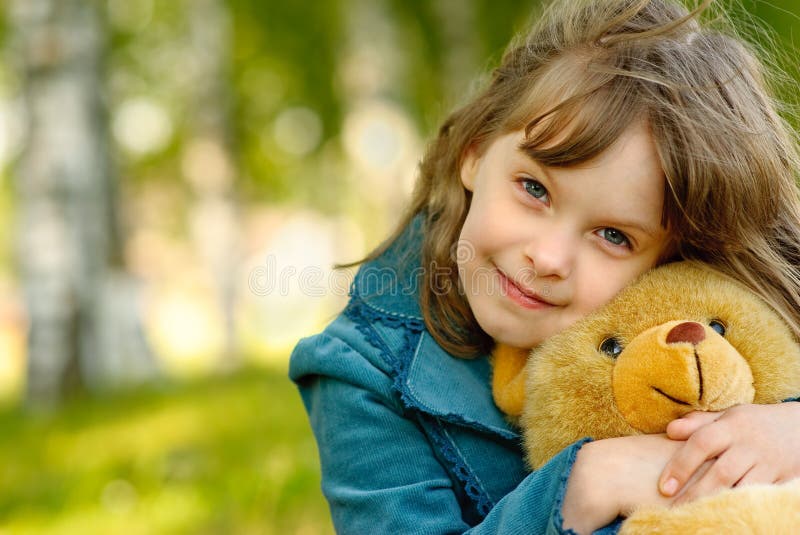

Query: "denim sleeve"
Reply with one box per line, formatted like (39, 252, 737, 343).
(290, 332, 594, 535)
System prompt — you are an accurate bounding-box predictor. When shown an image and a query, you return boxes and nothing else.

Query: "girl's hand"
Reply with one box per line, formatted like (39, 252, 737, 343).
(659, 402, 800, 505)
(563, 434, 683, 534)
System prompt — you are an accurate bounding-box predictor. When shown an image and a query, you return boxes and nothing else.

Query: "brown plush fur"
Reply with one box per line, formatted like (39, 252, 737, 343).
(619, 479, 800, 534)
(492, 261, 800, 531)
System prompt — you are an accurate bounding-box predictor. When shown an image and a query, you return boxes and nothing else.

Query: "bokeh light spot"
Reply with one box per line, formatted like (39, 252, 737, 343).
(272, 107, 323, 157)
(113, 97, 173, 156)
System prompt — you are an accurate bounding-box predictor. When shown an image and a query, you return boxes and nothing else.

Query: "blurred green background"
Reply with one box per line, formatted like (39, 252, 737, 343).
(0, 0, 796, 533)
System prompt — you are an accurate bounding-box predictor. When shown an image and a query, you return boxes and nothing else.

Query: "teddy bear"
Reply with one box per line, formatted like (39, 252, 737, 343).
(491, 261, 800, 533)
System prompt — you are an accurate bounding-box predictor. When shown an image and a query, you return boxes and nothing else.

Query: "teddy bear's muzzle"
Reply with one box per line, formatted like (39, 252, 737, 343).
(611, 320, 756, 434)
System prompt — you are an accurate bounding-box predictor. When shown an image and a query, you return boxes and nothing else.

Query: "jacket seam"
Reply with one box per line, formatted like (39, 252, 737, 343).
(424, 414, 494, 517)
(357, 296, 424, 322)
(344, 296, 425, 411)
(551, 437, 593, 535)
(405, 338, 521, 441)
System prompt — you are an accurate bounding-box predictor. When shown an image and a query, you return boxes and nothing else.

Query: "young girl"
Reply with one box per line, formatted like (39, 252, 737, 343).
(290, 0, 800, 532)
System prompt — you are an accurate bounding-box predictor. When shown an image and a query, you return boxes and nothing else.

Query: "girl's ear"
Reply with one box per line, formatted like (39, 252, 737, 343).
(460, 145, 480, 192)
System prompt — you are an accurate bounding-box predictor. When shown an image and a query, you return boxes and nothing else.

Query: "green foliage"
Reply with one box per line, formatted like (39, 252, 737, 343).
(97, 0, 800, 206)
(384, 0, 531, 134)
(0, 367, 333, 534)
(0, 7, 5, 47)
(230, 0, 344, 202)
(227, 0, 541, 203)
(741, 0, 800, 129)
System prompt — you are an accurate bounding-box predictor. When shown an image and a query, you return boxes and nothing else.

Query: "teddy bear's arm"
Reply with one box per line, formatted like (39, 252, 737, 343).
(620, 479, 800, 534)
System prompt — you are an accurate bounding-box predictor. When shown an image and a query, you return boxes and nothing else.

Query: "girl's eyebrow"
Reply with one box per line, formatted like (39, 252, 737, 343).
(517, 144, 539, 162)
(516, 146, 552, 177)
(611, 218, 661, 238)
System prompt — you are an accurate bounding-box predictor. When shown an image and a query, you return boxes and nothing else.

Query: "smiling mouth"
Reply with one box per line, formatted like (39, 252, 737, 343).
(497, 268, 552, 304)
(496, 268, 556, 310)
(512, 280, 539, 299)
(650, 349, 704, 407)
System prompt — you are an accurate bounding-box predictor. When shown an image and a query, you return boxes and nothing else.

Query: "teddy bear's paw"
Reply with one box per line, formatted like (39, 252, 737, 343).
(619, 479, 800, 535)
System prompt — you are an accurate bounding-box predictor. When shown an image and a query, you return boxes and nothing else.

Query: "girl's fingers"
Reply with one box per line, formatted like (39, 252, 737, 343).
(734, 463, 776, 488)
(672, 451, 754, 506)
(659, 420, 730, 496)
(665, 410, 722, 440)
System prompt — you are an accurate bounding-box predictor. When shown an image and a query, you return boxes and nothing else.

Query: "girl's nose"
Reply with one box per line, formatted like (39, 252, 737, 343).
(522, 230, 573, 279)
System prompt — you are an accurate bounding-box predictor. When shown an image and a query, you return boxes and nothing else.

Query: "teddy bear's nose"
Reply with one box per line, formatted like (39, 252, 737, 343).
(666, 321, 706, 345)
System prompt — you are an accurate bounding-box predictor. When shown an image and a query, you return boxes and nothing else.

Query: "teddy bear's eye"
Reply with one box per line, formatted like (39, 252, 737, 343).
(599, 337, 623, 358)
(709, 320, 726, 336)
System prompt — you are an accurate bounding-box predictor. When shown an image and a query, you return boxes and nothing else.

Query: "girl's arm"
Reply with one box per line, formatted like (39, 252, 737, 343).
(658, 402, 800, 504)
(562, 435, 674, 533)
(560, 433, 717, 534)
(291, 332, 598, 534)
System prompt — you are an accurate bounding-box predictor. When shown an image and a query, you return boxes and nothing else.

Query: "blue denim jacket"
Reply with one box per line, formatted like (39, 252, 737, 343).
(290, 217, 618, 534)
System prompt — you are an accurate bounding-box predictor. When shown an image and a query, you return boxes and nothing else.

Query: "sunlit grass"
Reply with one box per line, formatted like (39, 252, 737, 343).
(0, 365, 333, 534)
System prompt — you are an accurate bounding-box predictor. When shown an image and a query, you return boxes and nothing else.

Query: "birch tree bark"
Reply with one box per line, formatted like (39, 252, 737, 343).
(10, 0, 154, 407)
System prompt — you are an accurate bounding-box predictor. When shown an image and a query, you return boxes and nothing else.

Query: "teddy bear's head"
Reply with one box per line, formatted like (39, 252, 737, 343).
(506, 261, 800, 469)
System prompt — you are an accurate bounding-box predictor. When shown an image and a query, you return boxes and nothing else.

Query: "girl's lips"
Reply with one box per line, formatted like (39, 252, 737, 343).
(496, 269, 554, 310)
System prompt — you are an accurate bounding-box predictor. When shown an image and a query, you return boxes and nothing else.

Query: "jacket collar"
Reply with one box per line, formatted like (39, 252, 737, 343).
(403, 332, 520, 440)
(351, 214, 425, 320)
(351, 214, 520, 440)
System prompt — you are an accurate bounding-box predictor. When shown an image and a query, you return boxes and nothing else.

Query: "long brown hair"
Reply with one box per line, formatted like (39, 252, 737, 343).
(360, 0, 800, 358)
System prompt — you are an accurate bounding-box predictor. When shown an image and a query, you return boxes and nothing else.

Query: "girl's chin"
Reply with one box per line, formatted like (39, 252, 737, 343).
(481, 317, 563, 349)
(483, 327, 545, 350)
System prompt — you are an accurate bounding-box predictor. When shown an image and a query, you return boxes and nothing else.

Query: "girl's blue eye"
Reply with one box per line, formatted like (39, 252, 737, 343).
(522, 179, 548, 201)
(599, 228, 629, 247)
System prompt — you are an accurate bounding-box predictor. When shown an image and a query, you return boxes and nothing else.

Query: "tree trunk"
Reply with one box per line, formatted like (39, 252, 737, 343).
(10, 0, 154, 407)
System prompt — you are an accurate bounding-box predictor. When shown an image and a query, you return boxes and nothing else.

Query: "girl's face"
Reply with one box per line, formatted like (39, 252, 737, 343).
(457, 121, 669, 349)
